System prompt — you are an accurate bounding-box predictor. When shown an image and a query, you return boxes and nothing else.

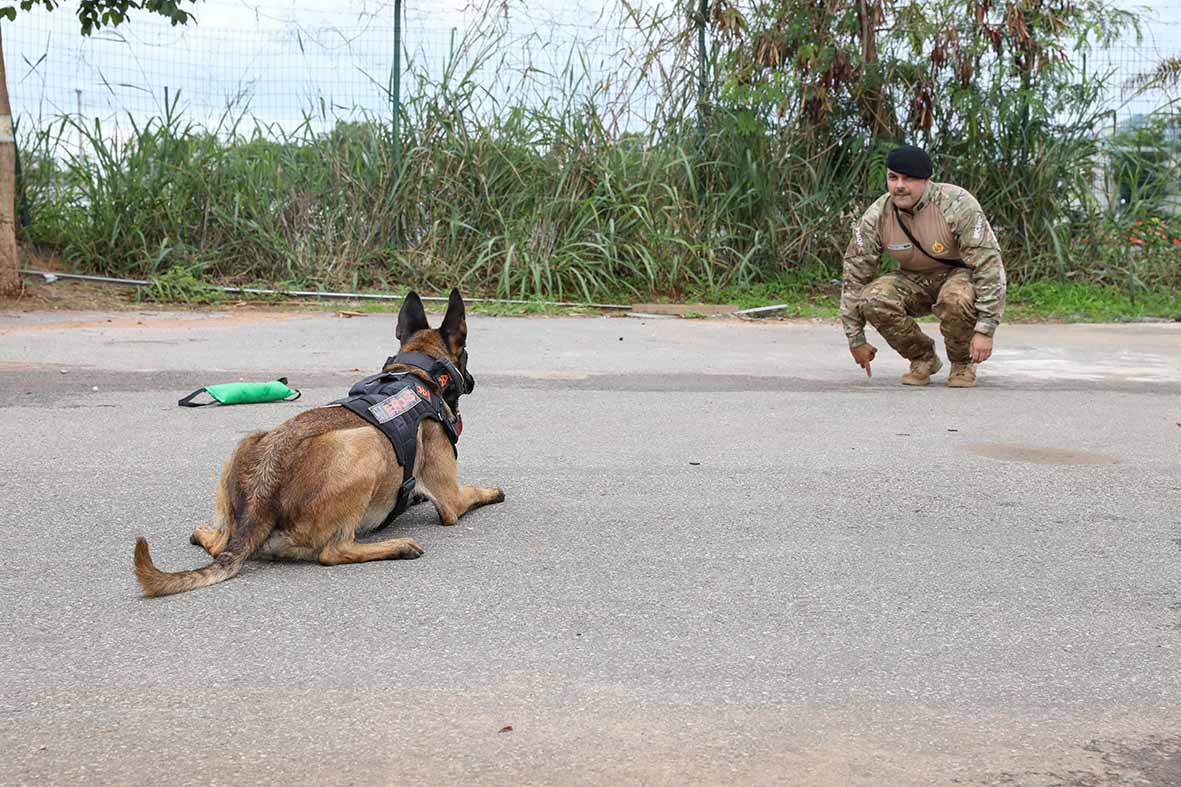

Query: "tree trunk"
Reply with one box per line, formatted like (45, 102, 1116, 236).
(857, 0, 896, 141)
(0, 27, 20, 297)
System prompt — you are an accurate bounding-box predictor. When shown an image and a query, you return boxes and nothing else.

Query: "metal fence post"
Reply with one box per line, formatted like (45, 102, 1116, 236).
(697, 0, 707, 140)
(391, 0, 402, 203)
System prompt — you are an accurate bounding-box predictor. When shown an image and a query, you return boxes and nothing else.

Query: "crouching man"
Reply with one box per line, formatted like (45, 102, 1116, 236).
(841, 145, 1007, 387)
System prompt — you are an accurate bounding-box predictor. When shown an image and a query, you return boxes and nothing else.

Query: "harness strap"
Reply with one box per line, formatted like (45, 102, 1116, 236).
(384, 427, 420, 527)
(387, 351, 440, 373)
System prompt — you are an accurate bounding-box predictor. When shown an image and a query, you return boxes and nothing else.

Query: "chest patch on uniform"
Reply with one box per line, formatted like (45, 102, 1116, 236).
(932, 241, 946, 254)
(887, 243, 912, 251)
(368, 387, 422, 423)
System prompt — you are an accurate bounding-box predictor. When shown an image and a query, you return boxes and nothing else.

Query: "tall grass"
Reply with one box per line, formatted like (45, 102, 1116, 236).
(15, 5, 1181, 301)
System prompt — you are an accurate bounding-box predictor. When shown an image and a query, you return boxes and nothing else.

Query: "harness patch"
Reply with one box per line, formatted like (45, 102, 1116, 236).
(887, 243, 912, 251)
(368, 387, 422, 423)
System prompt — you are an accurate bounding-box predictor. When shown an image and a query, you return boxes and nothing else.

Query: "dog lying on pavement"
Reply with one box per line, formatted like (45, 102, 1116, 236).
(134, 289, 504, 597)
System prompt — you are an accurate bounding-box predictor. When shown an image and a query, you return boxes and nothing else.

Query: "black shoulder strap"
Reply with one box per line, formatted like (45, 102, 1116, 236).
(893, 204, 969, 269)
(385, 458, 419, 528)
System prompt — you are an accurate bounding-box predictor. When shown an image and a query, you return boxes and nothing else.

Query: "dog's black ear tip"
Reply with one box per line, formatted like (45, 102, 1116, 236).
(397, 290, 430, 341)
(445, 288, 466, 318)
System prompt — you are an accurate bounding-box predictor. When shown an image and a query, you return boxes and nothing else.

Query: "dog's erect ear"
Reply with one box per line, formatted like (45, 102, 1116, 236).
(439, 288, 468, 347)
(397, 291, 430, 342)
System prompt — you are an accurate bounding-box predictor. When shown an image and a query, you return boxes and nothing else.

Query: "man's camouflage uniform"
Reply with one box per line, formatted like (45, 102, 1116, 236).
(840, 182, 1007, 364)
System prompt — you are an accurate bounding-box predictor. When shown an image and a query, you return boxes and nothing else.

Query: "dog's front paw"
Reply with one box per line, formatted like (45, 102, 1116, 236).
(394, 538, 425, 559)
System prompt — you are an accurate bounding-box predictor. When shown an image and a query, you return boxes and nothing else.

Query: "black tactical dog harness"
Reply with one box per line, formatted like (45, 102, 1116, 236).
(333, 352, 466, 527)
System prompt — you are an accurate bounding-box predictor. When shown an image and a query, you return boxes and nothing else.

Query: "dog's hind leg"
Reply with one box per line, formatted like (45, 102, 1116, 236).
(318, 536, 424, 565)
(190, 523, 230, 557)
(188, 433, 256, 557)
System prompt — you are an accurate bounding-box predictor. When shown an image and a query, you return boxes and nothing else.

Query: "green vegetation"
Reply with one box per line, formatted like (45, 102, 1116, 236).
(129, 272, 1171, 324)
(1007, 280, 1181, 322)
(703, 276, 1179, 323)
(137, 264, 225, 305)
(14, 0, 1181, 316)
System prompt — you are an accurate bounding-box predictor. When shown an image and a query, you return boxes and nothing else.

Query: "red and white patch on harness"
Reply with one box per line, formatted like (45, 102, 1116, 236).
(367, 387, 421, 424)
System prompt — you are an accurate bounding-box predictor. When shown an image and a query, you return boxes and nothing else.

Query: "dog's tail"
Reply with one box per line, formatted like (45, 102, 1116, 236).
(133, 413, 340, 598)
(134, 511, 275, 598)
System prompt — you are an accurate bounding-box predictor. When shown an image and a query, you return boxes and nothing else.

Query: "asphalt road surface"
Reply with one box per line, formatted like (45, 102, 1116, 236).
(1, 308, 1179, 786)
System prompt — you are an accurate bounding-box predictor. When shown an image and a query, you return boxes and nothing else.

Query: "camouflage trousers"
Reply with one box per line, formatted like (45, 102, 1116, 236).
(858, 268, 977, 363)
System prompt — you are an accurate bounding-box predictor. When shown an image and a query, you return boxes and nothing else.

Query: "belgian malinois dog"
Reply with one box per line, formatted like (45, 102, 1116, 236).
(133, 289, 504, 597)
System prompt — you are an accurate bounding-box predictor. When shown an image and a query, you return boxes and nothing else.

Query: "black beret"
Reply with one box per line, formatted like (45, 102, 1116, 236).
(886, 145, 933, 179)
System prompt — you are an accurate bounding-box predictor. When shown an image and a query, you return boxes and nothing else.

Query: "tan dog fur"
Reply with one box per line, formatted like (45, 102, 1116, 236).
(133, 289, 504, 597)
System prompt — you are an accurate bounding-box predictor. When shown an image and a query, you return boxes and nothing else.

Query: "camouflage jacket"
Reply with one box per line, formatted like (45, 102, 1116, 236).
(840, 182, 1007, 348)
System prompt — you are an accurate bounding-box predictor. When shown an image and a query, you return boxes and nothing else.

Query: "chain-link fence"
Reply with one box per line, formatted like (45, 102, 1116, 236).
(4, 0, 669, 146)
(5, 0, 1179, 147)
(1087, 12, 1181, 135)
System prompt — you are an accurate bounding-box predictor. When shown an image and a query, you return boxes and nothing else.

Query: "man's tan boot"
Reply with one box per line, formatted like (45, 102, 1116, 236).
(947, 362, 977, 388)
(900, 353, 943, 386)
